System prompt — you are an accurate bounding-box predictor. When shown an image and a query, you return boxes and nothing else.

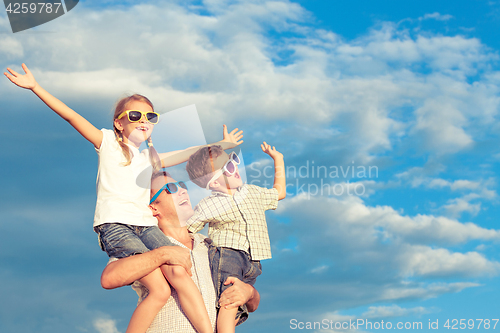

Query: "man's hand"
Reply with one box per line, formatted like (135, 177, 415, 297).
(219, 277, 255, 310)
(161, 246, 192, 276)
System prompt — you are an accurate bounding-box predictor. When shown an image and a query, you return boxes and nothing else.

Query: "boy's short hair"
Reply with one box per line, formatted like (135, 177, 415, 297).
(186, 145, 225, 188)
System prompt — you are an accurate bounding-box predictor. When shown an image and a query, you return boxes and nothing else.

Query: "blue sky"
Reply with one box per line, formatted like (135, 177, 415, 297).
(1, 0, 500, 332)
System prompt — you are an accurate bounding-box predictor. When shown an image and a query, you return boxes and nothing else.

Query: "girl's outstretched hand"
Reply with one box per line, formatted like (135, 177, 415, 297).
(221, 124, 243, 147)
(4, 63, 37, 90)
(261, 141, 283, 160)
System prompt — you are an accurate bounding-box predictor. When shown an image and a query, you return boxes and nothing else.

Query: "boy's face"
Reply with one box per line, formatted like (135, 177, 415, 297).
(211, 152, 243, 191)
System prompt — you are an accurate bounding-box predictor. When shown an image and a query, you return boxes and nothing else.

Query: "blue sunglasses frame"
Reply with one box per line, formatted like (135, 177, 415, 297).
(150, 181, 188, 204)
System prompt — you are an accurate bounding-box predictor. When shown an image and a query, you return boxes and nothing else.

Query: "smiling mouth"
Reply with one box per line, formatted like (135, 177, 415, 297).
(136, 126, 149, 131)
(178, 199, 189, 206)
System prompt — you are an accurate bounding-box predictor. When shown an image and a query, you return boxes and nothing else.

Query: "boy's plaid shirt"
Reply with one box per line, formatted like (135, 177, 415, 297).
(187, 184, 279, 261)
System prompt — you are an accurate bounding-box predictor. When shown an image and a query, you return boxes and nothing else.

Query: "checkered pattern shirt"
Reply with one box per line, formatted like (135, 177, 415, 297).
(131, 233, 217, 333)
(187, 184, 279, 261)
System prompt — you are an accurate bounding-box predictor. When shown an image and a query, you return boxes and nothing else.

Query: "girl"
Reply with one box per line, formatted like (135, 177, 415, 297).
(4, 64, 243, 333)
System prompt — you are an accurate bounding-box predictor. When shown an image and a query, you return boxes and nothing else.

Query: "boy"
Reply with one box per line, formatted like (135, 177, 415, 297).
(186, 142, 286, 333)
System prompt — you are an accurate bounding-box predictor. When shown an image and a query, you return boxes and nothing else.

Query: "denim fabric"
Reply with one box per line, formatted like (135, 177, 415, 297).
(95, 223, 175, 259)
(205, 239, 262, 326)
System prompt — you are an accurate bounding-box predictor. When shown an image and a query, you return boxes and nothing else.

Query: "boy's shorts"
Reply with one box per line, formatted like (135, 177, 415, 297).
(205, 239, 262, 326)
(95, 223, 175, 259)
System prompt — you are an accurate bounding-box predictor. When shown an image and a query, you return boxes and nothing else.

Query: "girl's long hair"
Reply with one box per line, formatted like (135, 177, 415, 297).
(113, 94, 161, 172)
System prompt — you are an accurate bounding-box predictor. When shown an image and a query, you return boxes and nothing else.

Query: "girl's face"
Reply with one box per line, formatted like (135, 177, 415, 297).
(114, 100, 155, 148)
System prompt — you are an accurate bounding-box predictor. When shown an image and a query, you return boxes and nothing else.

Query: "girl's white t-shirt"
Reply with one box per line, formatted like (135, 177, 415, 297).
(93, 129, 157, 228)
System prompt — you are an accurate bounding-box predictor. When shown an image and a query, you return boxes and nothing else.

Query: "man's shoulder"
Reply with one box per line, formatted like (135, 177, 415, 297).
(192, 232, 207, 242)
(107, 257, 119, 265)
(191, 233, 211, 253)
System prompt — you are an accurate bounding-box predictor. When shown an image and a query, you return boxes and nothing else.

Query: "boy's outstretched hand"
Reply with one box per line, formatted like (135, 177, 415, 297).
(261, 141, 283, 160)
(221, 124, 244, 148)
(262, 141, 286, 200)
(4, 63, 37, 90)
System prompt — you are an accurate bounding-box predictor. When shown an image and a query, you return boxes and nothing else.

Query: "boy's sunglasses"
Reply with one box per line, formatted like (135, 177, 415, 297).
(150, 181, 188, 204)
(117, 110, 160, 124)
(205, 152, 241, 190)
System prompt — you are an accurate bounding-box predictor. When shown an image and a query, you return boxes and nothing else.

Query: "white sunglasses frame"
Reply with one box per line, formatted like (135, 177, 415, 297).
(205, 152, 241, 190)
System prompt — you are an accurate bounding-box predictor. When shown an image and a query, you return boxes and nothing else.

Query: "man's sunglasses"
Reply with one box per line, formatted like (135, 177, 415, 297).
(150, 181, 188, 204)
(205, 152, 241, 190)
(117, 110, 160, 124)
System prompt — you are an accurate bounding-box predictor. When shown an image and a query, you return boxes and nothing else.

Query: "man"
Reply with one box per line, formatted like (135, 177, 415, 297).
(101, 170, 260, 332)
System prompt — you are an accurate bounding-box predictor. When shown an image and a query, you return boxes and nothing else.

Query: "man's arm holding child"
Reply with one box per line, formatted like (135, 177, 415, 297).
(101, 246, 192, 289)
(261, 142, 286, 200)
(219, 277, 261, 312)
(100, 247, 259, 311)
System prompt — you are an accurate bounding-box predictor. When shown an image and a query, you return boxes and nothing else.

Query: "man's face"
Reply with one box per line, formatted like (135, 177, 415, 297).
(211, 152, 243, 190)
(150, 175, 194, 225)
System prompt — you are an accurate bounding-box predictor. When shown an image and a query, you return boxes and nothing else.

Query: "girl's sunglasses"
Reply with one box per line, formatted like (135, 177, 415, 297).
(150, 181, 188, 204)
(205, 152, 241, 190)
(117, 110, 160, 124)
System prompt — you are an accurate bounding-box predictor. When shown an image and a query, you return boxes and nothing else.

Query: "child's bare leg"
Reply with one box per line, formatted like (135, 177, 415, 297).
(217, 306, 238, 333)
(162, 265, 212, 333)
(126, 268, 171, 333)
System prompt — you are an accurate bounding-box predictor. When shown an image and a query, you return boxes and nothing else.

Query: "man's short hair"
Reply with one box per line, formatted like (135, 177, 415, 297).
(186, 145, 225, 188)
(151, 170, 173, 184)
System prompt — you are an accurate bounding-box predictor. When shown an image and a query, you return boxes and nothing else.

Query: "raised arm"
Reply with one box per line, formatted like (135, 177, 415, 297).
(101, 245, 192, 289)
(261, 142, 286, 200)
(4, 64, 103, 148)
(158, 124, 243, 167)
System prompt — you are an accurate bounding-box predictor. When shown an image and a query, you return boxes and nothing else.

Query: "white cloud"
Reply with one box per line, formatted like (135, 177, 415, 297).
(362, 305, 432, 319)
(310, 265, 329, 274)
(412, 98, 473, 154)
(2, 1, 498, 162)
(396, 173, 498, 218)
(419, 12, 454, 21)
(279, 194, 500, 246)
(0, 36, 23, 58)
(379, 282, 480, 301)
(402, 246, 500, 277)
(271, 193, 500, 310)
(93, 317, 120, 333)
(442, 197, 482, 218)
(429, 179, 482, 191)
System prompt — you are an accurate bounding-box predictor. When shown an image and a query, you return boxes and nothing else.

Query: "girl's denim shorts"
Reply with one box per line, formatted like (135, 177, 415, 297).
(95, 223, 174, 259)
